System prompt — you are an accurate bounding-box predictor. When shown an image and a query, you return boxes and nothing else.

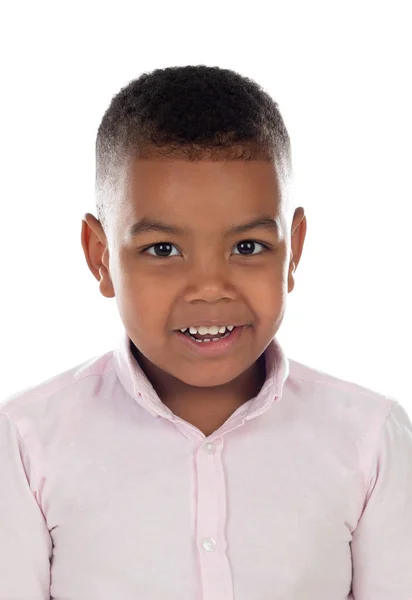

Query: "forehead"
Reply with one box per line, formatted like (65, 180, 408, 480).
(119, 158, 283, 230)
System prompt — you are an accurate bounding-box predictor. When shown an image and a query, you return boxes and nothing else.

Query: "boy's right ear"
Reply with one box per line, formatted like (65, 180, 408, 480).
(80, 214, 115, 298)
(81, 213, 102, 280)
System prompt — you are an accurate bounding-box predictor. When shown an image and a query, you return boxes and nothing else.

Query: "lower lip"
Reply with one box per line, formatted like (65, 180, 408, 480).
(174, 326, 246, 357)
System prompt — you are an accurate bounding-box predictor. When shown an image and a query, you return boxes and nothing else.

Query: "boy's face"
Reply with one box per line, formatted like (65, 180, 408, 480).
(82, 158, 306, 389)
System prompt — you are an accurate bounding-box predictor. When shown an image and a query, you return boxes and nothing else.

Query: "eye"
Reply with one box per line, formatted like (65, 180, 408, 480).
(144, 243, 180, 258)
(232, 240, 268, 255)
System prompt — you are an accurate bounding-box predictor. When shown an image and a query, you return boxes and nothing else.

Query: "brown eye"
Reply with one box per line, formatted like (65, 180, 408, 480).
(144, 243, 180, 257)
(233, 241, 267, 255)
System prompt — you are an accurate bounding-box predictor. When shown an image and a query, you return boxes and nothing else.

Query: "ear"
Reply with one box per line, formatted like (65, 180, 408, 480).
(288, 207, 307, 293)
(81, 213, 115, 299)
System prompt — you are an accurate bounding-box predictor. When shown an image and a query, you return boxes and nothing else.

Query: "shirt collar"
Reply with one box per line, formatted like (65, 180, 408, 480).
(113, 329, 290, 421)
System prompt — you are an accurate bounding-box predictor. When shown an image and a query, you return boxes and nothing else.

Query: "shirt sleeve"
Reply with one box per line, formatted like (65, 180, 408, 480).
(351, 401, 412, 599)
(0, 412, 52, 599)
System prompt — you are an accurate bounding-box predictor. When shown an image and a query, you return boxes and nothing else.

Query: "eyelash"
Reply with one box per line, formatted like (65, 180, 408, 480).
(141, 240, 271, 258)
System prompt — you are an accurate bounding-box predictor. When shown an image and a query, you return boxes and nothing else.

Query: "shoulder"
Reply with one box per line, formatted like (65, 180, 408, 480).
(0, 349, 115, 435)
(282, 359, 410, 491)
(284, 357, 398, 436)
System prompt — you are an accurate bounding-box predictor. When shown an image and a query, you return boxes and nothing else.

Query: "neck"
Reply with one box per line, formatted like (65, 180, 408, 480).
(131, 343, 267, 433)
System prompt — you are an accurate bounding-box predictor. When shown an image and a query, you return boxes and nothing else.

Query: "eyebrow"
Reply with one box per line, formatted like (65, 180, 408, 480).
(127, 215, 279, 238)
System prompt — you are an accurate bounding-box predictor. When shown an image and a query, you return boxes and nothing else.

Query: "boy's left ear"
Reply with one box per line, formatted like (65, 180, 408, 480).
(288, 208, 307, 293)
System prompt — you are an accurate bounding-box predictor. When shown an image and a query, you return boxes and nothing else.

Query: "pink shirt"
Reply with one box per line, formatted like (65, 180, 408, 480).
(1, 331, 412, 600)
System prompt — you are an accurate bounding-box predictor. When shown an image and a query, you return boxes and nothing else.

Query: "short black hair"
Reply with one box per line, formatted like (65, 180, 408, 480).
(95, 65, 293, 232)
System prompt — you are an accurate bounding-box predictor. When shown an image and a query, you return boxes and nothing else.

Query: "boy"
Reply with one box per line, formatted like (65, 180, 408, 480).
(1, 65, 411, 600)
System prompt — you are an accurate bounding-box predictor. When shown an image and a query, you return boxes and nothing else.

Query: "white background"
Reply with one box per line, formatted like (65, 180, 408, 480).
(1, 1, 410, 415)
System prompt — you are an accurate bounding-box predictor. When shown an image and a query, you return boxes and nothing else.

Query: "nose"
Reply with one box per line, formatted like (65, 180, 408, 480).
(183, 257, 236, 303)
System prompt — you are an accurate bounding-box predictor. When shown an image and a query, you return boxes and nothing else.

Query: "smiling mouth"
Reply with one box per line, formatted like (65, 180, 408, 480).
(181, 328, 233, 343)
(175, 324, 247, 342)
(174, 324, 246, 355)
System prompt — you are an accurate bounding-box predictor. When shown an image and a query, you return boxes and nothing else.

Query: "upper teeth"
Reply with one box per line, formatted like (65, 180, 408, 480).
(180, 325, 235, 335)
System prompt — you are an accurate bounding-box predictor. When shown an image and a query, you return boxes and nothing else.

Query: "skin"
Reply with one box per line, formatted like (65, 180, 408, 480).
(81, 158, 306, 436)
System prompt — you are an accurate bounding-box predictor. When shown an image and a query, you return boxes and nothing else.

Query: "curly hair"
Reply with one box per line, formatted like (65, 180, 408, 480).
(95, 65, 293, 232)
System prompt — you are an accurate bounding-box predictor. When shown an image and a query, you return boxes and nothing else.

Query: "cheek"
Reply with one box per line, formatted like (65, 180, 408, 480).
(238, 250, 288, 320)
(244, 268, 286, 319)
(114, 267, 174, 332)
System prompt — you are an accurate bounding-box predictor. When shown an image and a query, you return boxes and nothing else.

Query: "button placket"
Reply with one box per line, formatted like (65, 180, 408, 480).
(197, 444, 219, 597)
(196, 438, 233, 598)
(196, 440, 219, 553)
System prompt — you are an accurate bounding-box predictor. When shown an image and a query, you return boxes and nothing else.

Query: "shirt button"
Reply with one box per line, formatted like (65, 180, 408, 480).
(203, 442, 216, 454)
(201, 537, 217, 552)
